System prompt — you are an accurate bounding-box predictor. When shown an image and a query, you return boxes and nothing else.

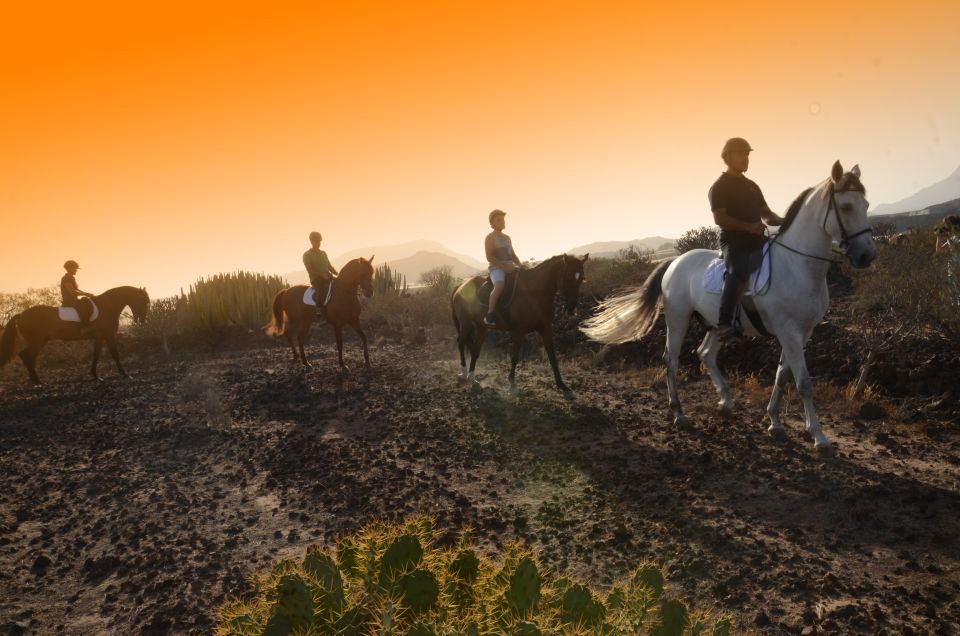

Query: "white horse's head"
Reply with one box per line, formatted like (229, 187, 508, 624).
(825, 161, 876, 269)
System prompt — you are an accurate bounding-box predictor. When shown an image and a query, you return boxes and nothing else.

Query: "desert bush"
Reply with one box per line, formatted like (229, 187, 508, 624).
(215, 518, 732, 635)
(675, 226, 719, 254)
(128, 295, 188, 354)
(420, 265, 459, 298)
(847, 228, 960, 393)
(0, 286, 60, 326)
(582, 251, 656, 299)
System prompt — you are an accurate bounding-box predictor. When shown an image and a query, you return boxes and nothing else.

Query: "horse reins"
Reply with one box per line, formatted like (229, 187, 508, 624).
(769, 182, 871, 264)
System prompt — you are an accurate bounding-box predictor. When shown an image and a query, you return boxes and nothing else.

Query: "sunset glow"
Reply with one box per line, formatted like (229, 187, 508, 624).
(2, 1, 958, 297)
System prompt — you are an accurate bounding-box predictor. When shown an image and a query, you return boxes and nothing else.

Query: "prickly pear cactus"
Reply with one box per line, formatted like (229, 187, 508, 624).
(380, 534, 424, 585)
(303, 549, 345, 615)
(511, 621, 542, 636)
(560, 584, 604, 626)
(398, 568, 440, 614)
(223, 612, 260, 635)
(262, 614, 292, 636)
(650, 599, 690, 636)
(405, 623, 436, 636)
(449, 548, 480, 583)
(272, 574, 313, 631)
(505, 556, 541, 616)
(633, 564, 665, 600)
(337, 539, 361, 578)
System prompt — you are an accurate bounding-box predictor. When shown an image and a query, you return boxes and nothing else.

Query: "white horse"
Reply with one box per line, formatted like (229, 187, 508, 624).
(581, 161, 876, 452)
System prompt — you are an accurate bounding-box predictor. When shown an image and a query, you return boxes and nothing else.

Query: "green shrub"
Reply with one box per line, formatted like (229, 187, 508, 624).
(675, 227, 719, 254)
(583, 252, 656, 299)
(215, 518, 732, 635)
(0, 286, 60, 326)
(850, 229, 960, 340)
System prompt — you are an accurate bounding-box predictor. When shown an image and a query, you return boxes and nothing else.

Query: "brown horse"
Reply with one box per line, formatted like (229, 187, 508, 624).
(266, 256, 375, 373)
(1, 286, 150, 385)
(451, 253, 588, 396)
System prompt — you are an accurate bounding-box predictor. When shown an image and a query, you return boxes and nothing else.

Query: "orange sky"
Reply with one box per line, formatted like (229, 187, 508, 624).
(2, 1, 958, 297)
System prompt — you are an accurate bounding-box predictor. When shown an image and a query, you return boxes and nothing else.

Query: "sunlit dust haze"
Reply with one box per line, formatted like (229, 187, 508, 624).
(2, 1, 958, 297)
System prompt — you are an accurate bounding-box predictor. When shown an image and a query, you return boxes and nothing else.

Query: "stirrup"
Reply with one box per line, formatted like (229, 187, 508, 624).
(483, 312, 496, 326)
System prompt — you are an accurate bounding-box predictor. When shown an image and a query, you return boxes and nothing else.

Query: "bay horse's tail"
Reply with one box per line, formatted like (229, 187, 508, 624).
(580, 258, 675, 344)
(264, 290, 287, 337)
(0, 314, 20, 367)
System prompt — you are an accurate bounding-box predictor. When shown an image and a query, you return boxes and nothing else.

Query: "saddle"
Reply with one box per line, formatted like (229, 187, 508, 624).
(478, 272, 518, 322)
(304, 280, 334, 307)
(58, 300, 100, 323)
(702, 243, 771, 296)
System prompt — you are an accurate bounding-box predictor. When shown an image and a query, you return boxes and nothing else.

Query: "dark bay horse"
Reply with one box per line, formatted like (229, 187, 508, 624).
(451, 253, 588, 396)
(1, 286, 150, 384)
(266, 256, 375, 373)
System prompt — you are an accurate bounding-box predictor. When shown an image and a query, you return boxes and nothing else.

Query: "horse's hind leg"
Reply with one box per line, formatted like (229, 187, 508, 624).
(456, 327, 471, 381)
(19, 343, 43, 385)
(696, 329, 734, 412)
(781, 335, 832, 452)
(663, 309, 691, 426)
(765, 350, 793, 438)
(91, 338, 104, 381)
(466, 329, 485, 388)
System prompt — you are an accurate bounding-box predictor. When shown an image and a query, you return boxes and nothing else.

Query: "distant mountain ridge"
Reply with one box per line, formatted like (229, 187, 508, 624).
(566, 237, 677, 259)
(869, 196, 960, 232)
(870, 165, 960, 216)
(333, 240, 485, 270)
(283, 241, 485, 286)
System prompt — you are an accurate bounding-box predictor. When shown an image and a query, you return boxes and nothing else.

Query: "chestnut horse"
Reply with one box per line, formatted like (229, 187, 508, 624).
(1, 286, 150, 385)
(451, 253, 588, 396)
(266, 256, 375, 373)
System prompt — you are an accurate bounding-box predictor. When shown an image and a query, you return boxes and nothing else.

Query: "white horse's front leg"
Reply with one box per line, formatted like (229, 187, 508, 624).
(697, 329, 734, 412)
(781, 338, 832, 452)
(766, 351, 792, 438)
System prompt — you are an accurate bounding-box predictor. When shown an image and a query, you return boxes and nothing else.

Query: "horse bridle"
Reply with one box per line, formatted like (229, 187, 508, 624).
(771, 181, 871, 263)
(825, 183, 872, 249)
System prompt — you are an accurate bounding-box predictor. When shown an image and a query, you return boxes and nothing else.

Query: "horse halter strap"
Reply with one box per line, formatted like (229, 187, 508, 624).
(825, 183, 872, 249)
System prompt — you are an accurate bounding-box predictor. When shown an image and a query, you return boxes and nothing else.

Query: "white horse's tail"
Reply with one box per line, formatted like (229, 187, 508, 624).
(580, 259, 674, 344)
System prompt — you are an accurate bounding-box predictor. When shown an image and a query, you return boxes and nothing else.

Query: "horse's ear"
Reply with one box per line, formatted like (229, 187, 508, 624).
(369, 254, 375, 263)
(831, 160, 843, 182)
(582, 253, 589, 261)
(851, 164, 861, 178)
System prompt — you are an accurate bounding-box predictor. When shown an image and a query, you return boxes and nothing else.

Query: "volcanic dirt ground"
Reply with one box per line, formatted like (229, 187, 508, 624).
(1, 332, 958, 635)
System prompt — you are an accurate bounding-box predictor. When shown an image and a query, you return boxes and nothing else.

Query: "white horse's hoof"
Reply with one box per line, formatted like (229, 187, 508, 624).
(767, 425, 787, 440)
(717, 400, 735, 414)
(814, 441, 836, 456)
(469, 379, 482, 391)
(674, 414, 689, 427)
(509, 385, 519, 397)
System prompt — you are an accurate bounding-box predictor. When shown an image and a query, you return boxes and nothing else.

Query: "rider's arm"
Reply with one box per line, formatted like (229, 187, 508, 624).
(761, 207, 784, 226)
(328, 262, 339, 276)
(303, 254, 321, 280)
(713, 208, 764, 235)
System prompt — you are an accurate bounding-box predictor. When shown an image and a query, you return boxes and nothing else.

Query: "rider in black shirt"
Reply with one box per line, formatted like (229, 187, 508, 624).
(708, 138, 783, 339)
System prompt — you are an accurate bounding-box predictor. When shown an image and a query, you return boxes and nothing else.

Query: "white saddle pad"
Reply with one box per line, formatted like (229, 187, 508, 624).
(303, 285, 333, 307)
(703, 243, 771, 295)
(58, 301, 100, 322)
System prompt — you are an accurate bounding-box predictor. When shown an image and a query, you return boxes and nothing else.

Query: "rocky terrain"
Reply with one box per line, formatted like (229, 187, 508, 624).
(1, 322, 958, 635)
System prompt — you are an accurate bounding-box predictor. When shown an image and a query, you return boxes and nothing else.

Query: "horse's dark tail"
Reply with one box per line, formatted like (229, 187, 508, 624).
(580, 258, 675, 344)
(0, 314, 20, 367)
(264, 290, 286, 337)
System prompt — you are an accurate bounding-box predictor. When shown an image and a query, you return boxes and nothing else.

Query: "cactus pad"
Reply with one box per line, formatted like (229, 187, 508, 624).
(505, 557, 541, 615)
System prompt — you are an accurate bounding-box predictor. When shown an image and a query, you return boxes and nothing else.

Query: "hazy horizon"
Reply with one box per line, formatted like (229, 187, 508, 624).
(2, 1, 959, 298)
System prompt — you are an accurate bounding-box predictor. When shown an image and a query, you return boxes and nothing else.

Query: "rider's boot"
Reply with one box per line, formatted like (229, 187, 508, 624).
(716, 276, 747, 340)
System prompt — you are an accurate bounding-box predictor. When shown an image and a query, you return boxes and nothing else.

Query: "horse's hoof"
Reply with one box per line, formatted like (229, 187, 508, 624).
(767, 425, 787, 440)
(340, 367, 351, 378)
(469, 379, 482, 392)
(814, 441, 836, 456)
(674, 414, 689, 427)
(561, 387, 575, 401)
(717, 400, 735, 414)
